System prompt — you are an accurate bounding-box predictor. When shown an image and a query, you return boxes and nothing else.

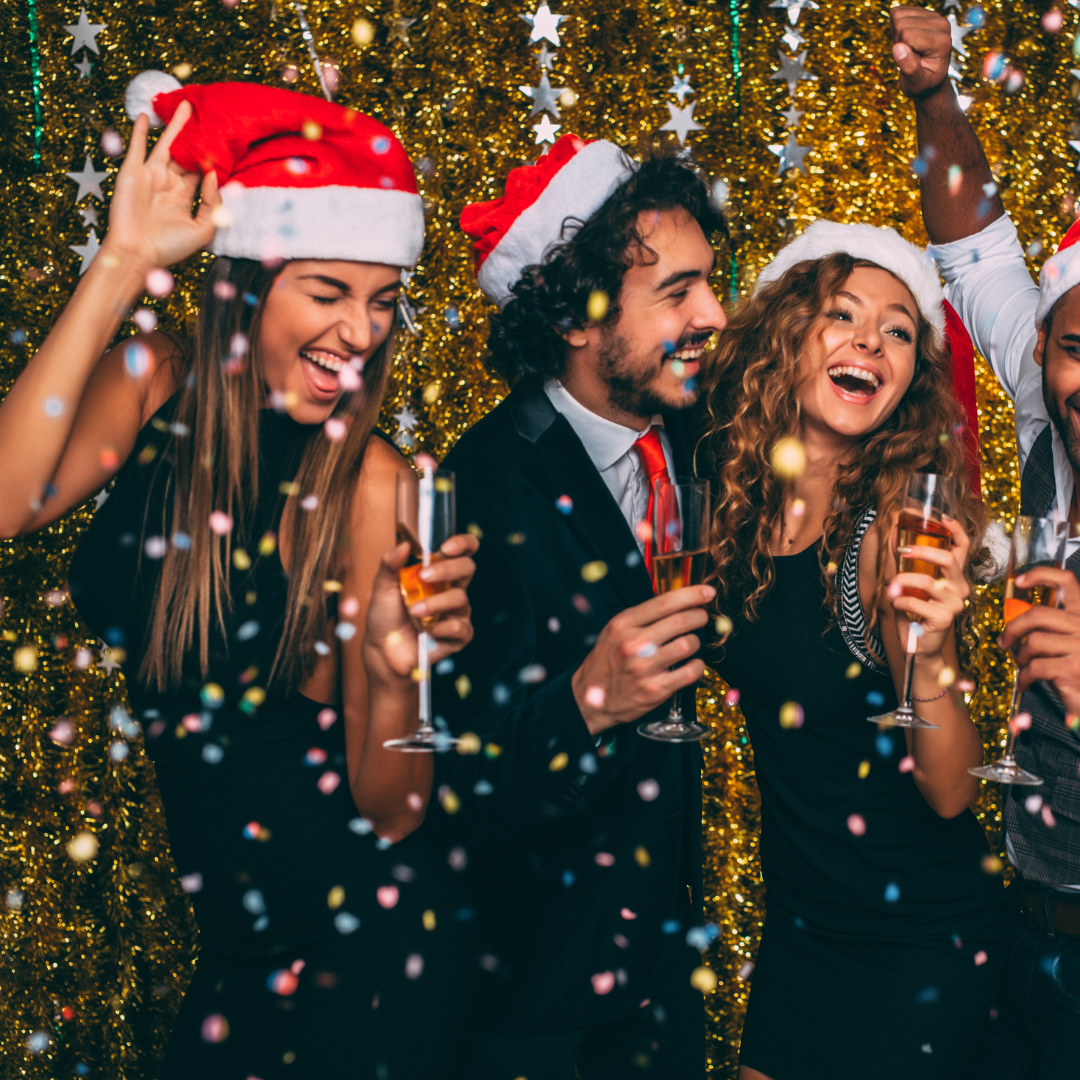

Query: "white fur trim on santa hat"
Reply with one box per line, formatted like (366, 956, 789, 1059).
(754, 220, 946, 344)
(477, 140, 637, 308)
(976, 519, 1011, 583)
(124, 70, 183, 128)
(1035, 246, 1080, 327)
(209, 184, 425, 267)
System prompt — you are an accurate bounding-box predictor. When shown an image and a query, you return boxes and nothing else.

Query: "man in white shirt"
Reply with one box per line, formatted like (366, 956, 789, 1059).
(433, 136, 725, 1078)
(893, 7, 1080, 1076)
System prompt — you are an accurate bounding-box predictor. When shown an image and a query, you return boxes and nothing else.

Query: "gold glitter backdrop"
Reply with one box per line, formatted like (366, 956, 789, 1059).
(0, 0, 1073, 1074)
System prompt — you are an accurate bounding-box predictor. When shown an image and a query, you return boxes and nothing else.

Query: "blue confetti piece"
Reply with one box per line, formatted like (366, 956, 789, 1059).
(579, 753, 597, 774)
(562, 871, 575, 888)
(662, 919, 681, 935)
(474, 779, 494, 796)
(866, 691, 885, 707)
(884, 882, 900, 902)
(875, 733, 894, 758)
(435, 658, 454, 675)
(916, 985, 940, 1004)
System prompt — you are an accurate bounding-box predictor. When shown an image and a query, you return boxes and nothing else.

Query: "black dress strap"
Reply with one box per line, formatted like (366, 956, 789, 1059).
(837, 507, 889, 675)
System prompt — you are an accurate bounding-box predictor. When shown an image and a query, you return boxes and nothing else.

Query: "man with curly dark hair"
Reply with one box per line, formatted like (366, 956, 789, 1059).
(431, 135, 726, 1079)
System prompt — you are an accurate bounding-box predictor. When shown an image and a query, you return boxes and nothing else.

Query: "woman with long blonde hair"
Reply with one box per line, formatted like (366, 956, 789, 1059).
(0, 78, 477, 1076)
(697, 223, 1007, 1079)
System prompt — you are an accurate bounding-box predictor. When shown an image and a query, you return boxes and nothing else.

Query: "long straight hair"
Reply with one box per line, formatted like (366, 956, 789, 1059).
(139, 256, 396, 695)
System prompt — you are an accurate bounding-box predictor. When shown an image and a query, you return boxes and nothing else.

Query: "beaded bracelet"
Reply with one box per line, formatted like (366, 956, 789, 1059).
(912, 686, 950, 703)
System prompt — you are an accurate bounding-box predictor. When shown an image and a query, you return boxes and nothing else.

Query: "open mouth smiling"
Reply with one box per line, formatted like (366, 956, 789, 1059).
(300, 348, 347, 373)
(827, 364, 882, 398)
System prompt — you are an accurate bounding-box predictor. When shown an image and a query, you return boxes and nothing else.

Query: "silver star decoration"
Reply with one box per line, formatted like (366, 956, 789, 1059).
(97, 646, 121, 674)
(660, 102, 703, 144)
(1069, 140, 1080, 172)
(387, 15, 417, 45)
(770, 49, 817, 96)
(769, 132, 811, 175)
(781, 26, 806, 50)
(780, 103, 804, 127)
(947, 13, 972, 57)
(520, 3, 565, 47)
(533, 115, 561, 144)
(74, 54, 93, 79)
(394, 405, 418, 431)
(669, 74, 694, 103)
(535, 42, 557, 69)
(65, 156, 108, 202)
(768, 0, 818, 25)
(943, 0, 961, 9)
(93, 487, 110, 510)
(64, 7, 107, 55)
(79, 203, 99, 227)
(70, 229, 101, 274)
(520, 72, 567, 117)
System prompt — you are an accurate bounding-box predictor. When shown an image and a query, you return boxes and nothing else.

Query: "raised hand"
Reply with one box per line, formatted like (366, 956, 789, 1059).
(890, 6, 953, 100)
(102, 102, 222, 270)
(887, 515, 971, 660)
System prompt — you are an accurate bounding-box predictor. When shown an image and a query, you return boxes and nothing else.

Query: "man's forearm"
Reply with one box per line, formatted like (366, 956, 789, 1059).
(914, 82, 1004, 244)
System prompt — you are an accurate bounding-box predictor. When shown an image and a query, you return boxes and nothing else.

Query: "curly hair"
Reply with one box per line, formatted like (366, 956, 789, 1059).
(487, 152, 727, 389)
(697, 252, 990, 653)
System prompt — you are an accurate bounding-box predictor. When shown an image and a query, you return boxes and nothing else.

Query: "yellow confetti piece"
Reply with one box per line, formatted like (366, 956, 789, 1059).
(549, 752, 568, 772)
(13, 646, 38, 673)
(422, 909, 436, 931)
(467, 523, 483, 539)
(581, 561, 608, 583)
(351, 17, 375, 45)
(507, 532, 526, 545)
(322, 579, 342, 593)
(279, 481, 300, 497)
(435, 476, 453, 494)
(171, 61, 192, 80)
(779, 701, 803, 729)
(66, 832, 99, 863)
(258, 532, 277, 556)
(422, 380, 443, 405)
(938, 665, 955, 687)
(456, 732, 481, 755)
(327, 885, 345, 909)
(587, 290, 610, 322)
(858, 760, 871, 779)
(440, 788, 460, 814)
(233, 549, 251, 571)
(484, 742, 502, 758)
(714, 614, 733, 639)
(302, 120, 323, 141)
(241, 687, 265, 708)
(845, 662, 861, 680)
(981, 854, 1003, 875)
(769, 436, 806, 479)
(690, 966, 718, 993)
(635, 846, 650, 867)
(455, 675, 472, 699)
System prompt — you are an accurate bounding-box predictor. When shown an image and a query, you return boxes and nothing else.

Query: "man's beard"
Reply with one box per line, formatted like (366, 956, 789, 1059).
(1042, 362, 1080, 475)
(597, 326, 691, 418)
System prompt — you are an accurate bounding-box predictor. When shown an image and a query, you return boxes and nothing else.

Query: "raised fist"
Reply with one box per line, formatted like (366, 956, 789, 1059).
(890, 6, 953, 100)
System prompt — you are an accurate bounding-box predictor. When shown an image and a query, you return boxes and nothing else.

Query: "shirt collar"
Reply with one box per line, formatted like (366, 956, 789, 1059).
(544, 382, 663, 472)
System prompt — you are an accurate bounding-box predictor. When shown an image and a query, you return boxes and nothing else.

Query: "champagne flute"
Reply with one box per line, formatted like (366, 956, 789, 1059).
(638, 478, 711, 743)
(383, 466, 459, 752)
(867, 471, 957, 730)
(969, 515, 1067, 787)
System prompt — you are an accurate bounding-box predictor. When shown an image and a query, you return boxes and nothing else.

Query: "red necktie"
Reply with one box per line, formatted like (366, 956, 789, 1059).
(632, 425, 671, 579)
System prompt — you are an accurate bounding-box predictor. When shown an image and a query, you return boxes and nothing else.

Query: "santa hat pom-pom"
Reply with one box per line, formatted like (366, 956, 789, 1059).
(124, 70, 182, 127)
(976, 519, 1011, 583)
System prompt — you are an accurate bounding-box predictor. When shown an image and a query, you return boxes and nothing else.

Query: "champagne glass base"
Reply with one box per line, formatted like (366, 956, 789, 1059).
(383, 729, 458, 753)
(638, 719, 710, 743)
(867, 709, 938, 730)
(969, 761, 1044, 786)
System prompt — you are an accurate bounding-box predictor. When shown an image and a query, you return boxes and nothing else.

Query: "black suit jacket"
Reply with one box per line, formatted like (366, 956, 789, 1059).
(430, 389, 702, 1036)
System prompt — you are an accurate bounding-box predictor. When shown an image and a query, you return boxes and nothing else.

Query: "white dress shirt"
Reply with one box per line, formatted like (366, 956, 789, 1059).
(930, 213, 1080, 889)
(544, 381, 676, 555)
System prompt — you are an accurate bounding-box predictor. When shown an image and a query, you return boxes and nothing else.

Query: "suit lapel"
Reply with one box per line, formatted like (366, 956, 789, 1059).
(511, 392, 654, 608)
(662, 410, 695, 479)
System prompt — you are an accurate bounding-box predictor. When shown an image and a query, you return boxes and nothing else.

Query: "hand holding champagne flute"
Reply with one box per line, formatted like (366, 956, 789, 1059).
(969, 515, 1067, 787)
(639, 478, 711, 743)
(384, 465, 460, 752)
(868, 471, 957, 729)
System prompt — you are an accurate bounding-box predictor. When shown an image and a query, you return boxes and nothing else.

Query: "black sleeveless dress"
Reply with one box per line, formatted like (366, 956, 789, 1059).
(69, 396, 473, 1079)
(713, 514, 1007, 1079)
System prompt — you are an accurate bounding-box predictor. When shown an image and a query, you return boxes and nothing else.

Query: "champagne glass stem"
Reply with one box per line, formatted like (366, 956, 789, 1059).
(898, 634, 918, 711)
(417, 630, 432, 732)
(1000, 663, 1023, 763)
(667, 691, 682, 722)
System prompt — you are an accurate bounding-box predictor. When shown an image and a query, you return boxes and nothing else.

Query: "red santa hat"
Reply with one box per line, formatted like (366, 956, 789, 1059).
(1035, 218, 1080, 327)
(123, 71, 424, 267)
(755, 220, 982, 495)
(461, 133, 637, 308)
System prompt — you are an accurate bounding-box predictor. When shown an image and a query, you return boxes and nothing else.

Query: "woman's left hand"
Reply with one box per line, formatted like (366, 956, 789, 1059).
(362, 532, 479, 685)
(886, 515, 970, 659)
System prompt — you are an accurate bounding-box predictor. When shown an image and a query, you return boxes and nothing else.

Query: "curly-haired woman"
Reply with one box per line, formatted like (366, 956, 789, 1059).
(0, 80, 477, 1076)
(697, 223, 1007, 1080)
